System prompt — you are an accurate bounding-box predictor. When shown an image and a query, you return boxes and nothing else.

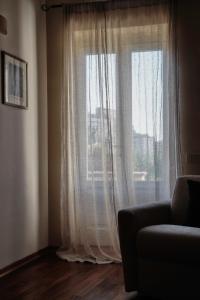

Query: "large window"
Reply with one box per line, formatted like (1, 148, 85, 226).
(86, 49, 164, 182)
(60, 1, 176, 260)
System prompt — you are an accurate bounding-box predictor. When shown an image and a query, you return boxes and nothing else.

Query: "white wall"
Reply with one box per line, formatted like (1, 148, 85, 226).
(0, 0, 48, 269)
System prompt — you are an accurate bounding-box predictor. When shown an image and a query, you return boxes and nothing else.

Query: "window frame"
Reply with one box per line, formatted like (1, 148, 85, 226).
(74, 30, 168, 187)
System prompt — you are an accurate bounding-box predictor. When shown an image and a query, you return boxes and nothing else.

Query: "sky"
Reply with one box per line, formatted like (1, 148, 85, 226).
(86, 50, 163, 138)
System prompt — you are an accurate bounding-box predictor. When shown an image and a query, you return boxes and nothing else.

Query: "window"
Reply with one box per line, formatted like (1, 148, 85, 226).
(86, 53, 117, 181)
(86, 49, 164, 182)
(132, 50, 163, 181)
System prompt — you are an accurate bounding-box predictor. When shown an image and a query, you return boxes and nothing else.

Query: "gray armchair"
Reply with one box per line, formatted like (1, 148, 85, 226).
(118, 176, 200, 299)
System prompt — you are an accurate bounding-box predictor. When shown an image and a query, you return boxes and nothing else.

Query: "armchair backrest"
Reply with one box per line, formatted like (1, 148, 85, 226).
(171, 175, 200, 225)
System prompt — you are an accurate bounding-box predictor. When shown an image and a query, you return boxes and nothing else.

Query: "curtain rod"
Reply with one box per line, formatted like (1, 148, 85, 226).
(41, 1, 109, 11)
(41, 3, 64, 11)
(41, 0, 168, 11)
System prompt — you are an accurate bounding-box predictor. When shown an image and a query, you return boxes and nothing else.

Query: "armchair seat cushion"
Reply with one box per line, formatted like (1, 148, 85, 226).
(137, 224, 200, 263)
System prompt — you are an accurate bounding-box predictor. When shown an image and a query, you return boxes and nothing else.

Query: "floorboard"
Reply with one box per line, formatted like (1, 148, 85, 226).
(0, 254, 153, 300)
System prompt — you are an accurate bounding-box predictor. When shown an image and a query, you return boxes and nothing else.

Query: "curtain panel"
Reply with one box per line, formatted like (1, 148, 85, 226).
(57, 0, 179, 263)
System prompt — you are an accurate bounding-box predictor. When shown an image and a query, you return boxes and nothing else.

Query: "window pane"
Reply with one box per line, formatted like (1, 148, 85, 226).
(132, 50, 163, 181)
(86, 54, 116, 180)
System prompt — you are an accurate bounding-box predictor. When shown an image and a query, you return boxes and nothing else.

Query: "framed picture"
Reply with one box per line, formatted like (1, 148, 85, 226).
(1, 51, 28, 109)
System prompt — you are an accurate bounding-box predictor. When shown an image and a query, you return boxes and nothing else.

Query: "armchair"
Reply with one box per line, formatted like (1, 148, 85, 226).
(118, 176, 200, 299)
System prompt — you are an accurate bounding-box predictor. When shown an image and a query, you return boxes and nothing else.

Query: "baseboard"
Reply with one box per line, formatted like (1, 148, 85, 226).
(0, 247, 56, 278)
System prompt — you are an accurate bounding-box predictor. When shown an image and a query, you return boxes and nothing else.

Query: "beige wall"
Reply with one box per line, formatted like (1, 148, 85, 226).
(0, 0, 48, 268)
(177, 0, 200, 174)
(47, 1, 200, 244)
(47, 8, 62, 246)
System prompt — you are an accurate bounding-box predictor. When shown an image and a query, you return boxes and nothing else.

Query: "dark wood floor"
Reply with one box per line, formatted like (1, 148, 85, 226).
(0, 254, 153, 300)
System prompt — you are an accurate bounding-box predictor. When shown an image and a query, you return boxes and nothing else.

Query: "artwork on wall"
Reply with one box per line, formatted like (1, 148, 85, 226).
(1, 51, 28, 109)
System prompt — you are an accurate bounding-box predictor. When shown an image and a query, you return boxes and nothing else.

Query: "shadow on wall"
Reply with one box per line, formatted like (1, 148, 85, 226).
(36, 0, 48, 251)
(46, 7, 63, 246)
(0, 0, 48, 269)
(0, 0, 29, 269)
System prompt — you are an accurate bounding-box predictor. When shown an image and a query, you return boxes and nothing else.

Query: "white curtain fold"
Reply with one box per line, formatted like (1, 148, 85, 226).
(57, 0, 179, 263)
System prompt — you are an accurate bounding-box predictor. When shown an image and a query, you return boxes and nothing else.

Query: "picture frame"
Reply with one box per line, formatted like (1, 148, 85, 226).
(1, 51, 28, 109)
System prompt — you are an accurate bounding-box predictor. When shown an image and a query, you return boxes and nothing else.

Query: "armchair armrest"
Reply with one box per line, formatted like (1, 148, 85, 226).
(118, 201, 171, 292)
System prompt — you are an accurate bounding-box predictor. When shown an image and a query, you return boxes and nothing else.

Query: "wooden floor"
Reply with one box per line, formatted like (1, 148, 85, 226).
(0, 254, 152, 300)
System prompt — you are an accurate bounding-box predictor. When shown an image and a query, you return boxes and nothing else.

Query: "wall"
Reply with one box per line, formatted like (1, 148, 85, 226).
(46, 0, 200, 245)
(0, 0, 48, 268)
(46, 8, 62, 246)
(177, 0, 200, 174)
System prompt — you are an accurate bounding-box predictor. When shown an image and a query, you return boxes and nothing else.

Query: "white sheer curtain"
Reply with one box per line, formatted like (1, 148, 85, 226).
(57, 0, 179, 263)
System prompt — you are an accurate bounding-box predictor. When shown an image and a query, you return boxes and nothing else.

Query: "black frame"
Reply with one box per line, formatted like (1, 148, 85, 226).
(1, 51, 28, 109)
